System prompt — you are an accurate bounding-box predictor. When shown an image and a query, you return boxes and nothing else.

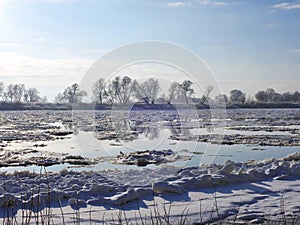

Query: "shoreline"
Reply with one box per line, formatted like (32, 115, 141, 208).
(0, 102, 300, 111)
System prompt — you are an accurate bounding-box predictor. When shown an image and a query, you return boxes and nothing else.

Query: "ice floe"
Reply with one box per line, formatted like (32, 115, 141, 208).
(116, 149, 178, 166)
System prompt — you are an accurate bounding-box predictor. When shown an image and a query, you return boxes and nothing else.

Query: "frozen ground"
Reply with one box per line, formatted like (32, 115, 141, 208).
(0, 152, 300, 224)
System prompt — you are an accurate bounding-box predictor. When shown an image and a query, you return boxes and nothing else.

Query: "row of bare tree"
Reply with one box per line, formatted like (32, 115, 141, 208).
(0, 82, 46, 103)
(254, 88, 300, 103)
(214, 89, 300, 105)
(2, 78, 299, 105)
(54, 76, 248, 105)
(55, 77, 203, 105)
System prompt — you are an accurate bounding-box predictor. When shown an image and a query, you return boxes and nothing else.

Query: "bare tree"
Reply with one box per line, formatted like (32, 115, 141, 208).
(265, 88, 282, 102)
(111, 76, 121, 102)
(0, 82, 4, 100)
(292, 91, 300, 103)
(255, 88, 280, 103)
(135, 78, 161, 104)
(104, 83, 116, 104)
(168, 81, 179, 103)
(107, 76, 136, 104)
(199, 85, 214, 105)
(92, 78, 106, 104)
(5, 84, 14, 102)
(13, 84, 26, 103)
(230, 89, 246, 104)
(41, 96, 47, 103)
(62, 83, 87, 104)
(23, 90, 29, 103)
(2, 92, 8, 103)
(55, 93, 65, 103)
(246, 94, 254, 104)
(255, 90, 267, 102)
(118, 76, 136, 104)
(178, 80, 194, 104)
(215, 94, 229, 105)
(27, 88, 40, 102)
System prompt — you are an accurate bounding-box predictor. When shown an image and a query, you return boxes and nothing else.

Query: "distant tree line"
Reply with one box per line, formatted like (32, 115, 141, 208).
(0, 81, 47, 103)
(254, 88, 300, 103)
(213, 88, 300, 105)
(1, 77, 300, 106)
(55, 76, 205, 105)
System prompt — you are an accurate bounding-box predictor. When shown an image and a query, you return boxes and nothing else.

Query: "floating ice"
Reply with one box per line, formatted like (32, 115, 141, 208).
(116, 149, 178, 166)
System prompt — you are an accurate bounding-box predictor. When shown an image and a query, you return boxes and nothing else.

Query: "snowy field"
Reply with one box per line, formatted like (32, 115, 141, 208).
(0, 109, 300, 224)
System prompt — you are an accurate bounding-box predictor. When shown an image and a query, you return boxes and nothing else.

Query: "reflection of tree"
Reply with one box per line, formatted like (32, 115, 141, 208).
(141, 126, 159, 140)
(63, 122, 79, 135)
(170, 125, 181, 136)
(169, 124, 192, 137)
(73, 125, 79, 135)
(114, 118, 131, 135)
(181, 128, 192, 137)
(94, 111, 203, 141)
(106, 117, 161, 141)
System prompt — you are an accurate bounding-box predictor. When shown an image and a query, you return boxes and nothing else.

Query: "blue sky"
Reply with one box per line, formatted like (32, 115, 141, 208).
(0, 0, 299, 101)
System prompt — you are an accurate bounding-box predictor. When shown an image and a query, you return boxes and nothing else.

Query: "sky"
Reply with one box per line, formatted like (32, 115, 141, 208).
(0, 0, 299, 101)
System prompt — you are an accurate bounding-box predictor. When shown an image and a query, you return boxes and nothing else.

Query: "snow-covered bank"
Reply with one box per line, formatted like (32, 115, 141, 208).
(28, 178, 299, 224)
(1, 152, 300, 223)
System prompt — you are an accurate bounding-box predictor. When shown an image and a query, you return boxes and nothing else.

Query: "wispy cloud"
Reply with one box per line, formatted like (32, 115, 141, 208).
(0, 42, 20, 48)
(167, 0, 229, 8)
(0, 75, 65, 79)
(0, 0, 76, 3)
(199, 0, 229, 6)
(272, 1, 300, 10)
(290, 49, 300, 53)
(29, 0, 76, 2)
(167, 1, 190, 7)
(0, 52, 93, 77)
(0, 52, 94, 99)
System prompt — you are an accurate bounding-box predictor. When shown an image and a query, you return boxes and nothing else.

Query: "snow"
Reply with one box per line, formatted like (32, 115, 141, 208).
(0, 152, 299, 223)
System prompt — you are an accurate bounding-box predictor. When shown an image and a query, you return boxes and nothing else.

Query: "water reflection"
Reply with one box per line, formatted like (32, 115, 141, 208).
(65, 110, 221, 144)
(169, 125, 192, 137)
